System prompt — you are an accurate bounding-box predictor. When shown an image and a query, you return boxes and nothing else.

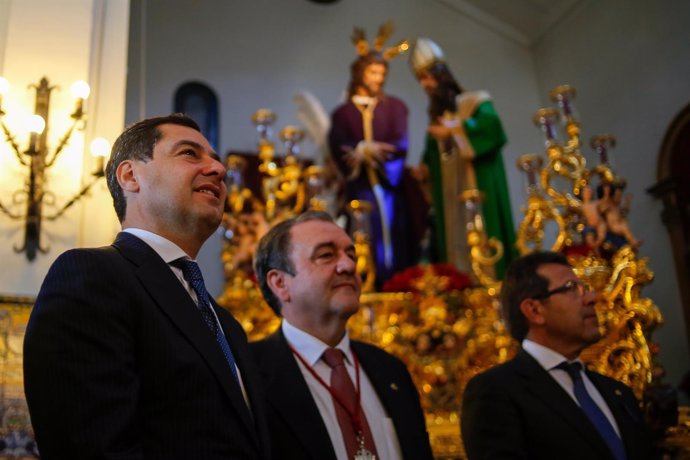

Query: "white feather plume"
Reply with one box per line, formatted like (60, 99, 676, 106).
(293, 90, 330, 165)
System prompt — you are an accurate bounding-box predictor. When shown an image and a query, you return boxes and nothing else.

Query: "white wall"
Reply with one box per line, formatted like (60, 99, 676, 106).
(0, 0, 129, 295)
(533, 0, 690, 393)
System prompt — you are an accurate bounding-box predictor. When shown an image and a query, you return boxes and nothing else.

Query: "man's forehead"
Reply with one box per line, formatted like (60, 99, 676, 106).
(290, 220, 352, 245)
(365, 62, 386, 71)
(537, 263, 576, 282)
(156, 123, 216, 152)
(158, 123, 207, 142)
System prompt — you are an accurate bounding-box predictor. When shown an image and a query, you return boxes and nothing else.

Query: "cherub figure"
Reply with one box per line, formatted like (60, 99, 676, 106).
(598, 182, 641, 249)
(580, 185, 607, 250)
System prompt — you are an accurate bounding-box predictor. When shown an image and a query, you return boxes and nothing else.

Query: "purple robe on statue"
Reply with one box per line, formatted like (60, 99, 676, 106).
(329, 95, 415, 284)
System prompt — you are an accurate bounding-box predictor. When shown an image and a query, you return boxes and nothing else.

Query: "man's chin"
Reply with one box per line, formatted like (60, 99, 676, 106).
(193, 211, 224, 236)
(585, 329, 602, 345)
(334, 300, 360, 318)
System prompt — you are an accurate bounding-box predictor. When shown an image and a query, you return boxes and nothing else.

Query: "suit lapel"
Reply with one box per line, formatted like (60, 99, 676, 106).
(514, 351, 614, 458)
(351, 343, 403, 420)
(260, 330, 336, 460)
(212, 301, 268, 450)
(113, 233, 258, 446)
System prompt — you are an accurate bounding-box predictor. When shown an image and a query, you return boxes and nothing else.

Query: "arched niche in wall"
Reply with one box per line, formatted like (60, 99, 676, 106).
(648, 102, 690, 352)
(173, 82, 220, 150)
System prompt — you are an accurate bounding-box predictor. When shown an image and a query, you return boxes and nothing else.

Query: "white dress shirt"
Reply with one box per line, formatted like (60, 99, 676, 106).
(282, 320, 403, 460)
(522, 339, 621, 437)
(123, 228, 249, 403)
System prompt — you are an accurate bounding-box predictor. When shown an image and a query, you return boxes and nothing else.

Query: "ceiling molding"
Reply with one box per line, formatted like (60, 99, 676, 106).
(436, 0, 531, 47)
(435, 0, 584, 48)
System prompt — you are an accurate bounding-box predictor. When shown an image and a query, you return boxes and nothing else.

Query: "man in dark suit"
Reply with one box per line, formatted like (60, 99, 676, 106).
(250, 211, 434, 460)
(461, 251, 655, 460)
(23, 114, 270, 459)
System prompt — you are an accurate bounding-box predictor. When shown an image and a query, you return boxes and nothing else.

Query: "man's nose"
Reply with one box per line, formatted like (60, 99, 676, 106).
(583, 289, 598, 305)
(336, 252, 356, 274)
(204, 156, 226, 176)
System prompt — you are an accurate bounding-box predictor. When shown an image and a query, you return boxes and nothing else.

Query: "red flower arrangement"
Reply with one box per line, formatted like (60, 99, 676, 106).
(382, 263, 474, 293)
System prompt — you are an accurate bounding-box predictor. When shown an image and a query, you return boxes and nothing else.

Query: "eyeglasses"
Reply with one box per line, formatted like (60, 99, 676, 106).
(533, 279, 591, 300)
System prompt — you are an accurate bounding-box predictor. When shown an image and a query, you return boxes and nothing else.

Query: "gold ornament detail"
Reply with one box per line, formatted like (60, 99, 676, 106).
(578, 248, 662, 399)
(351, 20, 409, 61)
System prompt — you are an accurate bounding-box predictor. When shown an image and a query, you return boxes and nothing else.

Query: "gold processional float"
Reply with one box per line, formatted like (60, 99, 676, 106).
(216, 86, 682, 458)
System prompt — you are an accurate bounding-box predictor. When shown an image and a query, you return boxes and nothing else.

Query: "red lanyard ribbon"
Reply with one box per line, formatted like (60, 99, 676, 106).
(288, 344, 364, 432)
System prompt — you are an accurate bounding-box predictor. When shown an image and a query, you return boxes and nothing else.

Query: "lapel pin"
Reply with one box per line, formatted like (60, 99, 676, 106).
(390, 383, 399, 391)
(615, 389, 622, 396)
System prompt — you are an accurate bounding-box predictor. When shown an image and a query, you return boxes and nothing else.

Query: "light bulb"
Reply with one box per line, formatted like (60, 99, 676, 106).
(71, 80, 91, 100)
(28, 114, 46, 134)
(90, 137, 110, 157)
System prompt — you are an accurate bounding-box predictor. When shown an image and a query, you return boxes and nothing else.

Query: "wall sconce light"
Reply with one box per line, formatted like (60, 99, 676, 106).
(0, 76, 109, 261)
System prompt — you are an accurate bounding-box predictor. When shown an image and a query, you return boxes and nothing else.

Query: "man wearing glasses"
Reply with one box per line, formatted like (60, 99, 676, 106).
(461, 251, 655, 460)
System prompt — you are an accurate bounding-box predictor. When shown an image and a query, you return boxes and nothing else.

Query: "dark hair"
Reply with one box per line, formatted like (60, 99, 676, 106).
(105, 114, 200, 222)
(425, 62, 463, 121)
(253, 210, 335, 315)
(347, 51, 388, 99)
(501, 251, 571, 341)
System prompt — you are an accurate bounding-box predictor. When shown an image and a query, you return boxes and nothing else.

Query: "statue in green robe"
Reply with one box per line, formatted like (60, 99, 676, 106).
(409, 38, 517, 278)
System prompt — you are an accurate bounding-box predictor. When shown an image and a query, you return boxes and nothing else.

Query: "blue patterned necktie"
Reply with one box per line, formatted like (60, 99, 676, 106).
(557, 361, 626, 460)
(172, 258, 239, 383)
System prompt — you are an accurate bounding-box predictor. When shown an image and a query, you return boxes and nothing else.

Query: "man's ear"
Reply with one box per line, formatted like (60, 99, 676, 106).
(520, 298, 545, 327)
(266, 269, 290, 304)
(117, 160, 139, 193)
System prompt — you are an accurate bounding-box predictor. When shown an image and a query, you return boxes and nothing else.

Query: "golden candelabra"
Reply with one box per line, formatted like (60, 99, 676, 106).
(345, 200, 377, 293)
(460, 189, 503, 292)
(219, 109, 329, 304)
(515, 84, 660, 401)
(218, 109, 342, 340)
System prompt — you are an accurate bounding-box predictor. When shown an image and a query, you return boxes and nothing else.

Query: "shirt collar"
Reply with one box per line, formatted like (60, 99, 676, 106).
(351, 95, 376, 106)
(123, 228, 188, 263)
(522, 339, 580, 371)
(282, 319, 352, 366)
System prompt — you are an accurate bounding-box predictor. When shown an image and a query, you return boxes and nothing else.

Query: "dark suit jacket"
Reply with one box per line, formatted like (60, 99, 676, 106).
(23, 232, 271, 460)
(249, 328, 434, 460)
(461, 349, 655, 460)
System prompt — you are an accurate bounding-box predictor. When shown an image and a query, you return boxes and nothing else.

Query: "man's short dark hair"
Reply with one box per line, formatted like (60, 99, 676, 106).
(253, 210, 335, 315)
(105, 114, 200, 222)
(501, 251, 571, 342)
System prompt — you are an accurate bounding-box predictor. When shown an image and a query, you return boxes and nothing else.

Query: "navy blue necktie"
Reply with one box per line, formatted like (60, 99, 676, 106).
(173, 258, 239, 383)
(558, 361, 626, 460)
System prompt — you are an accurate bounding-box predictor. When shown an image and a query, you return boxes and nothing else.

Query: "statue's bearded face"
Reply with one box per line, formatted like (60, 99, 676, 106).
(360, 62, 387, 97)
(418, 70, 438, 96)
